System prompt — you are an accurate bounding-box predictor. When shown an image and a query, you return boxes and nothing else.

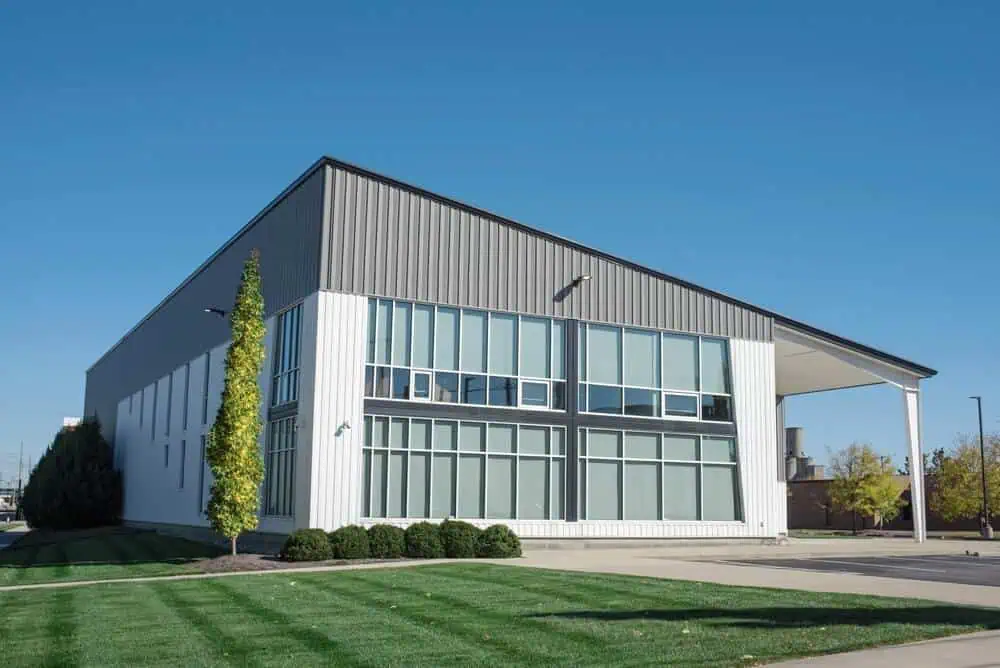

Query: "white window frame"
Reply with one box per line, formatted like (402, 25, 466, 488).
(363, 414, 567, 522)
(578, 427, 742, 523)
(365, 298, 568, 413)
(578, 323, 735, 424)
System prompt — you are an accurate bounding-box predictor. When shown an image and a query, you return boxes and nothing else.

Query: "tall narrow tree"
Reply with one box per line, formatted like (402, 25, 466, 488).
(207, 250, 266, 555)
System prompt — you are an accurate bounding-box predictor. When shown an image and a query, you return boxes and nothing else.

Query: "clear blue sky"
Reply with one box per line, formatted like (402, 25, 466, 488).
(1, 2, 997, 481)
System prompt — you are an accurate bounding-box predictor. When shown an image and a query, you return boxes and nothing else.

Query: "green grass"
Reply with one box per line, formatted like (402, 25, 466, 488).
(0, 526, 224, 585)
(1, 563, 998, 667)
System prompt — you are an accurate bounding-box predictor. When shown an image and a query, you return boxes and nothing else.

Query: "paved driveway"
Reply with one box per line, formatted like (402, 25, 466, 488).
(719, 554, 1000, 588)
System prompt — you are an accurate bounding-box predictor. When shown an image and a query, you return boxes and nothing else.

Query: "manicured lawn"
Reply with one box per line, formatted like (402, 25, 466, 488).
(1, 563, 998, 667)
(0, 526, 223, 585)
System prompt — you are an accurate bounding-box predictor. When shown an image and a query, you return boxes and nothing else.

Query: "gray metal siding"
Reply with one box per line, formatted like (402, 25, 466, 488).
(85, 167, 326, 442)
(324, 167, 772, 339)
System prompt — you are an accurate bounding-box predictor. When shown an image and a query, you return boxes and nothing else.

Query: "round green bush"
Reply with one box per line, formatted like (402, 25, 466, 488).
(281, 529, 333, 562)
(477, 524, 522, 558)
(439, 519, 481, 558)
(368, 524, 406, 559)
(405, 521, 444, 559)
(328, 525, 371, 559)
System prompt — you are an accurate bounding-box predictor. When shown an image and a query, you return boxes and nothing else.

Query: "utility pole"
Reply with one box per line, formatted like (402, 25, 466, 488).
(970, 396, 992, 539)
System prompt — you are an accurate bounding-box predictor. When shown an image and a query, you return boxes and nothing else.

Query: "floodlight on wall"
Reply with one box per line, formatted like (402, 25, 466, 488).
(203, 307, 228, 318)
(571, 274, 592, 288)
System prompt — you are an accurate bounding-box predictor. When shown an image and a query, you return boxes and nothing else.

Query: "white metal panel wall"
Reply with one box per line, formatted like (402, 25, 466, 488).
(114, 316, 281, 531)
(297, 291, 367, 531)
(730, 338, 785, 536)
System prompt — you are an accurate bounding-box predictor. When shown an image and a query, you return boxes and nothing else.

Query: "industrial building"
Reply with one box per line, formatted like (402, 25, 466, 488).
(84, 157, 937, 540)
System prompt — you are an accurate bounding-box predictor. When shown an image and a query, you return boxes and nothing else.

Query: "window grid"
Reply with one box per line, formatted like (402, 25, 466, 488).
(198, 435, 208, 515)
(578, 323, 734, 423)
(578, 428, 741, 522)
(151, 381, 159, 440)
(263, 416, 297, 517)
(365, 298, 568, 412)
(272, 304, 303, 406)
(363, 414, 566, 521)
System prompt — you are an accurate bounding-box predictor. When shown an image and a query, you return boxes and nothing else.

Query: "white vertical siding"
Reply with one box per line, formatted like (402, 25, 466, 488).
(297, 291, 368, 531)
(730, 338, 785, 536)
(114, 315, 281, 531)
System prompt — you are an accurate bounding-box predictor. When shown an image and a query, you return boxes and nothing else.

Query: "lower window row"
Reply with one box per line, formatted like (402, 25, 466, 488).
(362, 416, 743, 523)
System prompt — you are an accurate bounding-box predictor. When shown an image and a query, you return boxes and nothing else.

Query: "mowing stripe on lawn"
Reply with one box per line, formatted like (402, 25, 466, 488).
(44, 587, 79, 668)
(149, 582, 259, 667)
(292, 574, 508, 665)
(362, 569, 612, 654)
(313, 572, 557, 664)
(201, 578, 364, 666)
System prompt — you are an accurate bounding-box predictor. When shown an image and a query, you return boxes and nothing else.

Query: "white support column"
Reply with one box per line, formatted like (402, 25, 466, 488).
(903, 384, 926, 543)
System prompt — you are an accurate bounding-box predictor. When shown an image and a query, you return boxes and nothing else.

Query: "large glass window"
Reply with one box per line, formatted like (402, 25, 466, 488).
(363, 415, 566, 520)
(263, 416, 297, 517)
(579, 428, 742, 522)
(272, 304, 303, 406)
(579, 323, 733, 423)
(366, 298, 567, 411)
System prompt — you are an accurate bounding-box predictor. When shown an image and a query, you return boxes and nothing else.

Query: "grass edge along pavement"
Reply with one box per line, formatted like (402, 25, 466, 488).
(2, 562, 1000, 667)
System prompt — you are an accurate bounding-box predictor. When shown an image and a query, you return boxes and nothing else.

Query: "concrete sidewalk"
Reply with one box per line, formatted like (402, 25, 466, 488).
(771, 630, 1000, 667)
(514, 541, 1000, 608)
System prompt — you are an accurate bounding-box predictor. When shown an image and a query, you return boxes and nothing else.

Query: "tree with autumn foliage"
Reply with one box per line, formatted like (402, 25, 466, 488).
(206, 250, 266, 555)
(828, 443, 905, 532)
(929, 433, 1000, 525)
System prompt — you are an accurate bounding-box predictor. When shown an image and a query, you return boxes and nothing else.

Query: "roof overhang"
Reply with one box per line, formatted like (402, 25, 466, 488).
(775, 323, 935, 396)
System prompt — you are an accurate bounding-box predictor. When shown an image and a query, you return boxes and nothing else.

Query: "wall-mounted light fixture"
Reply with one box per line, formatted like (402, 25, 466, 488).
(335, 421, 352, 437)
(203, 307, 228, 318)
(571, 274, 592, 288)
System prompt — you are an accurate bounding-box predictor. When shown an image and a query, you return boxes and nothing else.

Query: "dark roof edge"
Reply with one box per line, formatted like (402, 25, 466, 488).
(319, 156, 938, 380)
(87, 157, 329, 372)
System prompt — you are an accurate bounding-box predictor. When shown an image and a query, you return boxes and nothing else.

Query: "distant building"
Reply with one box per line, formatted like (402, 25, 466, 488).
(784, 427, 824, 480)
(62, 417, 82, 429)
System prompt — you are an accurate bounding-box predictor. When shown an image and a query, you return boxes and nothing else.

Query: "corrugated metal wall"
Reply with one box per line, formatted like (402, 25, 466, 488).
(297, 291, 368, 531)
(85, 167, 326, 443)
(324, 166, 772, 340)
(730, 339, 785, 537)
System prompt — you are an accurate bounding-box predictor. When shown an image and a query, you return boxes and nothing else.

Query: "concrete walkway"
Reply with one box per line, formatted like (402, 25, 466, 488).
(771, 630, 1000, 667)
(514, 540, 1000, 608)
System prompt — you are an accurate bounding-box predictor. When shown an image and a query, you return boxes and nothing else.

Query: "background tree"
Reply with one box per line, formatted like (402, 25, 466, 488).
(206, 250, 266, 555)
(828, 443, 904, 533)
(929, 433, 1000, 524)
(22, 418, 122, 530)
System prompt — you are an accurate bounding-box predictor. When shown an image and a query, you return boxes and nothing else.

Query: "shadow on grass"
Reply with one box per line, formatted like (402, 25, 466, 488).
(0, 527, 223, 569)
(527, 605, 1000, 629)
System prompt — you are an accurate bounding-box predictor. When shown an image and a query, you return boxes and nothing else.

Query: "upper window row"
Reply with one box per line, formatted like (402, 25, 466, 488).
(272, 304, 302, 406)
(367, 299, 567, 379)
(579, 324, 731, 394)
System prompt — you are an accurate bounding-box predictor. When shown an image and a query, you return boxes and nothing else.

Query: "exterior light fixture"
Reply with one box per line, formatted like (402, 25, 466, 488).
(203, 307, 228, 318)
(572, 274, 592, 287)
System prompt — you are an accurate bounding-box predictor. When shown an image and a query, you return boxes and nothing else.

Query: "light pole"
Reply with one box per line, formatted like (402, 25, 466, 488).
(971, 396, 992, 539)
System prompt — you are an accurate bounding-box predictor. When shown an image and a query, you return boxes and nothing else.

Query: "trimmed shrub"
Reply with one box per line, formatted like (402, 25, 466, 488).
(405, 521, 444, 559)
(368, 524, 406, 559)
(477, 524, 522, 558)
(281, 529, 333, 562)
(439, 519, 481, 558)
(328, 525, 370, 560)
(22, 418, 122, 530)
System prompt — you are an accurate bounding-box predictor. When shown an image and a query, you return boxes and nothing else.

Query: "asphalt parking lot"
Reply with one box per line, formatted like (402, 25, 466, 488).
(718, 554, 1000, 588)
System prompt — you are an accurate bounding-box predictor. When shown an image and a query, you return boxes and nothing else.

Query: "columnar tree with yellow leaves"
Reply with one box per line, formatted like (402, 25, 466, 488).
(207, 250, 266, 555)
